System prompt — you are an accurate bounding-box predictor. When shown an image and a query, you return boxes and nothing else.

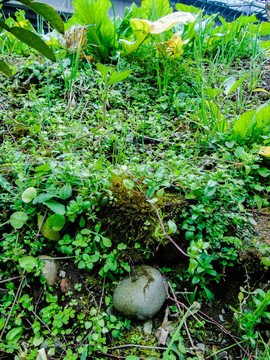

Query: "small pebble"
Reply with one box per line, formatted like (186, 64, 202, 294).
(143, 320, 153, 335)
(218, 314, 224, 322)
(59, 270, 66, 278)
(60, 278, 72, 293)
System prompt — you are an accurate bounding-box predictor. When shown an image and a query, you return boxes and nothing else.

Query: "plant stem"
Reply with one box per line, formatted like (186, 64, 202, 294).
(0, 270, 26, 340)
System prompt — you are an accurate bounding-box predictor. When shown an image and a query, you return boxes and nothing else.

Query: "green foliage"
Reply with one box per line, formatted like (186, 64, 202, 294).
(231, 288, 270, 347)
(233, 102, 270, 141)
(0, 2, 270, 357)
(0, 2, 64, 75)
(67, 0, 116, 61)
(95, 63, 131, 130)
(138, 0, 172, 21)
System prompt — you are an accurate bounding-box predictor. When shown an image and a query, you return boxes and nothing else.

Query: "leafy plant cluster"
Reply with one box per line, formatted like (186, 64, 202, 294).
(0, 0, 270, 358)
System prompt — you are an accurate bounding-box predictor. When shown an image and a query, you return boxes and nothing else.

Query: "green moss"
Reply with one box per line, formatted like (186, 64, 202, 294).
(98, 176, 187, 251)
(111, 326, 161, 358)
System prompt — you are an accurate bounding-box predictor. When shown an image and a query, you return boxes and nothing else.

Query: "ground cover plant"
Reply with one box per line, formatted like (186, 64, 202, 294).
(0, 0, 270, 359)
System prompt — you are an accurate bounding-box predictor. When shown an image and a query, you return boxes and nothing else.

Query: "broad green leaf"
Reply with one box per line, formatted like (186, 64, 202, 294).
(6, 327, 23, 343)
(233, 110, 256, 138)
(29, 2, 65, 34)
(22, 187, 37, 203)
(257, 22, 270, 37)
(156, 188, 164, 197)
(258, 146, 270, 158)
(68, 0, 115, 61)
(19, 256, 38, 272)
(123, 179, 135, 189)
(203, 287, 214, 302)
(46, 214, 65, 231)
(44, 200, 65, 215)
(185, 189, 202, 199)
(258, 167, 269, 178)
(8, 27, 56, 61)
(10, 212, 28, 229)
(146, 186, 155, 198)
(254, 104, 270, 129)
(260, 40, 270, 49)
(59, 183, 72, 200)
(175, 3, 201, 14)
(185, 231, 194, 240)
(168, 220, 177, 234)
(0, 60, 12, 77)
(223, 74, 247, 96)
(204, 186, 216, 197)
(102, 237, 112, 248)
(35, 163, 51, 172)
(125, 356, 140, 360)
(225, 140, 235, 149)
(0, 18, 10, 31)
(108, 69, 131, 86)
(0, 174, 14, 194)
(33, 336, 44, 347)
(261, 257, 270, 267)
(234, 146, 245, 159)
(33, 192, 55, 204)
(140, 0, 172, 21)
(96, 63, 111, 82)
(38, 215, 60, 241)
(188, 258, 197, 274)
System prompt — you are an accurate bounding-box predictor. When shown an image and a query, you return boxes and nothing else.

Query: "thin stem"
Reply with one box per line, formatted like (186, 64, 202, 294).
(0, 271, 26, 340)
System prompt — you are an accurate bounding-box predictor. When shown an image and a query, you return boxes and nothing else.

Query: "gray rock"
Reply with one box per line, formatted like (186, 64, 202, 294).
(143, 320, 153, 335)
(113, 266, 167, 320)
(39, 255, 60, 286)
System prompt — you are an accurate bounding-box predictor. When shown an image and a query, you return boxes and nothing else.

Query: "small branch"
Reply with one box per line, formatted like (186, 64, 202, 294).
(107, 344, 167, 351)
(0, 275, 22, 285)
(249, 209, 270, 216)
(98, 277, 106, 315)
(5, 124, 16, 143)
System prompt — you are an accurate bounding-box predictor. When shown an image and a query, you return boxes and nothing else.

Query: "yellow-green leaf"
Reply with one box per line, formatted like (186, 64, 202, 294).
(258, 146, 270, 158)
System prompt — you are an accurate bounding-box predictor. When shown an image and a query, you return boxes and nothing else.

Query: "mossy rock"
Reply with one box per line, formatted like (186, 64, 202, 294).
(97, 176, 187, 252)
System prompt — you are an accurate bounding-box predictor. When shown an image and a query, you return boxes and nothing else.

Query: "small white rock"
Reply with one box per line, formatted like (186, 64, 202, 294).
(143, 320, 153, 335)
(39, 256, 60, 286)
(59, 270, 66, 278)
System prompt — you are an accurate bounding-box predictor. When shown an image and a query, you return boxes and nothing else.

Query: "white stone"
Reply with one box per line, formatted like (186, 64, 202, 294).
(39, 256, 60, 286)
(113, 266, 167, 320)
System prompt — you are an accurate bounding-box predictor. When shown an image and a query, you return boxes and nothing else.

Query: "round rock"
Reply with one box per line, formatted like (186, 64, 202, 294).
(113, 266, 167, 320)
(39, 255, 60, 286)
